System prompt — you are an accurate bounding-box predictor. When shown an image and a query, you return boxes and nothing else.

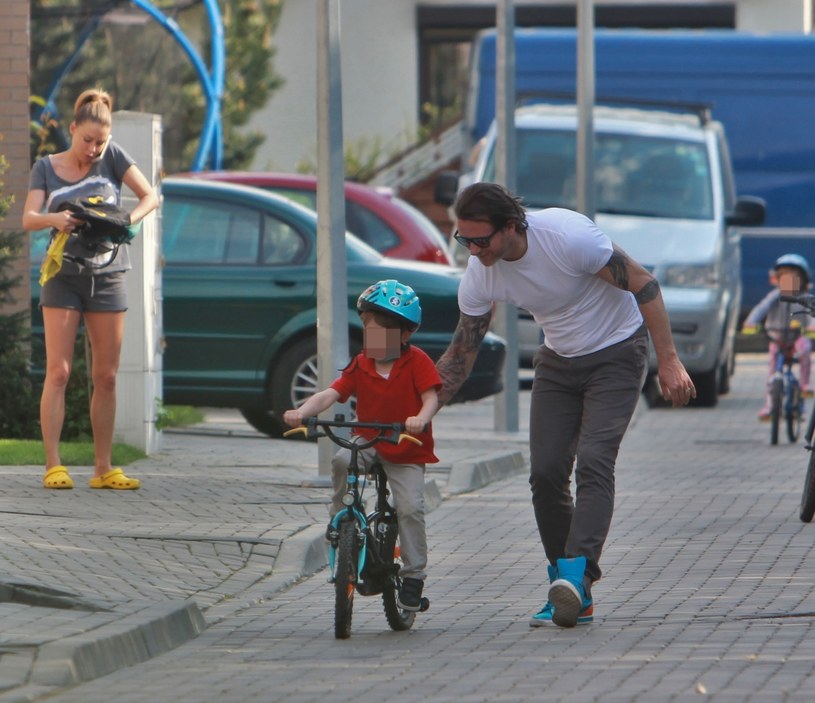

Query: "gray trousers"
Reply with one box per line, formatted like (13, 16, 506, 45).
(331, 446, 427, 581)
(529, 327, 648, 585)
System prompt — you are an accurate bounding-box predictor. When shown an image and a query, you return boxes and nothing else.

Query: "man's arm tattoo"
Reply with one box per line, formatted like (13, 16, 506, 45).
(634, 278, 661, 305)
(605, 247, 630, 291)
(436, 312, 492, 406)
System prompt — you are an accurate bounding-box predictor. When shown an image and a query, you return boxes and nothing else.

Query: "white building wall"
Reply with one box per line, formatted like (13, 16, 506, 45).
(248, 0, 418, 173)
(737, 0, 811, 31)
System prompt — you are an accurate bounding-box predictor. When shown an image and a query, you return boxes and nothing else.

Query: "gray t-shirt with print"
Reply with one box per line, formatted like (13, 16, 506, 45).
(30, 141, 136, 275)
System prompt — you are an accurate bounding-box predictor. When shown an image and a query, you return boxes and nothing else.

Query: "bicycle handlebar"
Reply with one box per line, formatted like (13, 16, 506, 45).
(282, 415, 423, 448)
(780, 292, 815, 311)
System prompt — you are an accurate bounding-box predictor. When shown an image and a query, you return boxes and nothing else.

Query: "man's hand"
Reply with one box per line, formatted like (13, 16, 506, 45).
(658, 359, 696, 407)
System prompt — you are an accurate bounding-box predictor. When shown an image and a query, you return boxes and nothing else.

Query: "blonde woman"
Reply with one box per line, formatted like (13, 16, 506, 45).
(22, 88, 158, 490)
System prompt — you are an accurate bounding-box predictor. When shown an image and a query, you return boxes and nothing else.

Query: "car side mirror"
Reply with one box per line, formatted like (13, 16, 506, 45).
(434, 170, 460, 206)
(727, 195, 766, 227)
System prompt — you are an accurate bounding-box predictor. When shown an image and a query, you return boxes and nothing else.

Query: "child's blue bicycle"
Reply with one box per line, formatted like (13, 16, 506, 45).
(779, 294, 815, 522)
(765, 324, 805, 446)
(284, 415, 429, 639)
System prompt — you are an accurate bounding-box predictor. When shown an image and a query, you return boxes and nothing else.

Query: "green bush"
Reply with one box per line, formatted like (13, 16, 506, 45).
(0, 148, 41, 438)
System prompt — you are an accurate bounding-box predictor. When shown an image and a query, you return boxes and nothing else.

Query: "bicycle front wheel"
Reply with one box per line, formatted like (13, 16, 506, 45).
(378, 520, 416, 631)
(770, 378, 783, 445)
(801, 450, 815, 523)
(334, 520, 357, 639)
(787, 382, 802, 443)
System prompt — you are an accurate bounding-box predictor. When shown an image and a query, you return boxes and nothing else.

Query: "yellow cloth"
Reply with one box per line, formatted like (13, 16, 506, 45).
(39, 231, 70, 286)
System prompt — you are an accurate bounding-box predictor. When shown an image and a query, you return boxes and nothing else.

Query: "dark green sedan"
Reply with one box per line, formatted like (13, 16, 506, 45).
(31, 177, 506, 437)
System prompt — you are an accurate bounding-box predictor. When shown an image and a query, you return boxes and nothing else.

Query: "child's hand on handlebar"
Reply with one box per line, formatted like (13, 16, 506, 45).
(404, 416, 427, 435)
(283, 409, 304, 427)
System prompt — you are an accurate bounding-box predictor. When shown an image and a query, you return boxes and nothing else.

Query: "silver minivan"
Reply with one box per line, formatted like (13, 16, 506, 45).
(447, 103, 765, 406)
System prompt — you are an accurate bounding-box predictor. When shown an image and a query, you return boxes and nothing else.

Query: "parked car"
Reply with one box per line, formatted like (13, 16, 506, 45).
(29, 178, 505, 437)
(183, 171, 454, 266)
(439, 103, 765, 405)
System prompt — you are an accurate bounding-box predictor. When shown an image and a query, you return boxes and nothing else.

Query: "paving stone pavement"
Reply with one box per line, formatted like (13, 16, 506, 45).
(3, 355, 815, 702)
(0, 379, 529, 702)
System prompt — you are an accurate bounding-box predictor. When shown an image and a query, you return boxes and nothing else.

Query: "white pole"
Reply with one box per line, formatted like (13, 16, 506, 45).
(493, 0, 519, 433)
(316, 0, 349, 476)
(576, 0, 596, 219)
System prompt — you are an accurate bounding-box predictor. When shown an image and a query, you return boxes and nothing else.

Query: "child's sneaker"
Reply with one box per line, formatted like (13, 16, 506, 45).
(397, 577, 424, 611)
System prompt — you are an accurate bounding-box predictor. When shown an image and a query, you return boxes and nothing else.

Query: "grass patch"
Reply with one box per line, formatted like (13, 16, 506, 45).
(0, 406, 204, 466)
(0, 439, 146, 467)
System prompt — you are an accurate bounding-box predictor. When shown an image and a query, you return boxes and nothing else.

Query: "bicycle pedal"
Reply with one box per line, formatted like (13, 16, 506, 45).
(419, 597, 430, 613)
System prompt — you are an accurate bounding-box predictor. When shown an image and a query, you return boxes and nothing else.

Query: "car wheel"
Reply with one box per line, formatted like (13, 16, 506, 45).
(269, 336, 362, 433)
(239, 337, 321, 438)
(239, 407, 287, 437)
(692, 367, 719, 407)
(642, 373, 669, 408)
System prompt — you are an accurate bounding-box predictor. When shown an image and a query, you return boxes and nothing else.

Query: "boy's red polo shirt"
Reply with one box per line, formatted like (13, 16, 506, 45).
(330, 345, 441, 464)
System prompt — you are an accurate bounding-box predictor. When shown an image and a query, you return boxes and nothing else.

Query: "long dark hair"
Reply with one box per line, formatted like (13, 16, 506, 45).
(453, 182, 528, 234)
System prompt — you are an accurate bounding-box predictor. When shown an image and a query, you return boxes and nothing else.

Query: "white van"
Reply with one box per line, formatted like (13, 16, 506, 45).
(441, 103, 765, 406)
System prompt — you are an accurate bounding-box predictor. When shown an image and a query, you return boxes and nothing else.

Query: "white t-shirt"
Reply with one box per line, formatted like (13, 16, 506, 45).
(458, 208, 643, 357)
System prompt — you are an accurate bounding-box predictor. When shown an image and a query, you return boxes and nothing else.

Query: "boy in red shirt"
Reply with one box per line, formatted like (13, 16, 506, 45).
(283, 279, 441, 611)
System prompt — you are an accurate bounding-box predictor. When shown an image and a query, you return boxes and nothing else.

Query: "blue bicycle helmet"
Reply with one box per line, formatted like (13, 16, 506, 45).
(774, 253, 812, 285)
(357, 279, 422, 330)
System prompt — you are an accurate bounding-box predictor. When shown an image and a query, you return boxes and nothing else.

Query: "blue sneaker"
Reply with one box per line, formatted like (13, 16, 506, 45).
(529, 565, 558, 627)
(549, 556, 594, 628)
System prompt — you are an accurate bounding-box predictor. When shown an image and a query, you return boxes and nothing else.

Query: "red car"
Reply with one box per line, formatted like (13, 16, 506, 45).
(184, 171, 453, 266)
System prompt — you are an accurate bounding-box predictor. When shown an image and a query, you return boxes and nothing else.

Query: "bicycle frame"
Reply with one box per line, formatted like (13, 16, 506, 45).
(772, 338, 800, 419)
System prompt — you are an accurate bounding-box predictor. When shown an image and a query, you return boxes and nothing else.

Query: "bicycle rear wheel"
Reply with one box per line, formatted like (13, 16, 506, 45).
(770, 378, 783, 445)
(787, 382, 802, 443)
(334, 520, 357, 639)
(378, 520, 416, 631)
(801, 450, 815, 523)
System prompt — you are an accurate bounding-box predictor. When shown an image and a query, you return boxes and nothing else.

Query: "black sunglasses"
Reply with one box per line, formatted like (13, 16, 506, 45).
(453, 226, 502, 249)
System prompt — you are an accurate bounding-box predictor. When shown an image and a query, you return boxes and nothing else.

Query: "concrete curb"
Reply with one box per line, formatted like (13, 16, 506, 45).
(261, 524, 330, 595)
(31, 600, 205, 687)
(446, 451, 527, 494)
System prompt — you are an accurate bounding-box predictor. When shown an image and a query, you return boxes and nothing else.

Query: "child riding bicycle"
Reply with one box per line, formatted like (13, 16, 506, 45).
(743, 254, 815, 420)
(283, 279, 441, 612)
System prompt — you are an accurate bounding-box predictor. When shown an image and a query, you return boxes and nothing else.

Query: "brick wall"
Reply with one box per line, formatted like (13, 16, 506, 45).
(0, 0, 30, 318)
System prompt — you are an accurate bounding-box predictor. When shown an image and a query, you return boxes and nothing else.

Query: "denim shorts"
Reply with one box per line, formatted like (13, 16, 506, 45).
(40, 271, 128, 313)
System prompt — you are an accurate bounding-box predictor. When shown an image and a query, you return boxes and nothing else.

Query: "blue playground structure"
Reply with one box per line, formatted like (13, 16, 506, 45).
(32, 0, 224, 171)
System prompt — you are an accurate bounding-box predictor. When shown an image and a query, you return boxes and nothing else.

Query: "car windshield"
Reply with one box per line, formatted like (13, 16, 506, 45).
(486, 129, 713, 220)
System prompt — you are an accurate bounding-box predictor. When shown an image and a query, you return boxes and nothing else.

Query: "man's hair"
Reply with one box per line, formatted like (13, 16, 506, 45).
(453, 182, 528, 234)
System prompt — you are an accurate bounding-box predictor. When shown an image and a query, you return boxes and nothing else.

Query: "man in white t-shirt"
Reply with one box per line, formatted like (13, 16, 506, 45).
(436, 182, 694, 628)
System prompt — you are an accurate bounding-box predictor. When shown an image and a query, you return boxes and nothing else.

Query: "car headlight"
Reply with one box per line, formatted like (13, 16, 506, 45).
(663, 264, 718, 288)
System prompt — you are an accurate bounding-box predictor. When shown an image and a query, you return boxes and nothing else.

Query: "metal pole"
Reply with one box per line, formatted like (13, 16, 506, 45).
(316, 0, 349, 476)
(493, 0, 519, 432)
(576, 0, 596, 219)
